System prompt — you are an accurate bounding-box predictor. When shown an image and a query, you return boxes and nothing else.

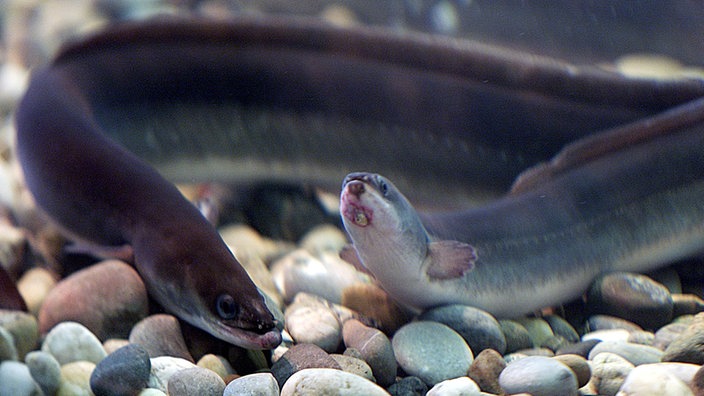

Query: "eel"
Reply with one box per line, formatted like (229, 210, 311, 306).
(340, 97, 704, 317)
(10, 16, 704, 343)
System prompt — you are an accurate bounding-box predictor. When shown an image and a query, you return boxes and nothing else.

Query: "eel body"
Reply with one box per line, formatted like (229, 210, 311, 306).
(341, 98, 704, 317)
(10, 16, 704, 340)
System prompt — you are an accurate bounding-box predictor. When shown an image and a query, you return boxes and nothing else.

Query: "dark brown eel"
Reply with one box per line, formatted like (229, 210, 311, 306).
(9, 16, 704, 346)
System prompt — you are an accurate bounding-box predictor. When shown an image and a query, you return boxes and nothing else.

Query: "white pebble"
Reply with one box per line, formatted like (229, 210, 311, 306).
(147, 356, 197, 392)
(427, 376, 481, 395)
(617, 363, 694, 395)
(280, 368, 389, 395)
(41, 321, 106, 365)
(224, 372, 279, 396)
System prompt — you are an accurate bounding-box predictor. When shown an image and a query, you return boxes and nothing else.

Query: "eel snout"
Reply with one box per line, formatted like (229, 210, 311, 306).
(341, 179, 374, 227)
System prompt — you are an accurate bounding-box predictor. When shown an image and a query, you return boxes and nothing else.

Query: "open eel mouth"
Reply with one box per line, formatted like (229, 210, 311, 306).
(341, 181, 374, 227)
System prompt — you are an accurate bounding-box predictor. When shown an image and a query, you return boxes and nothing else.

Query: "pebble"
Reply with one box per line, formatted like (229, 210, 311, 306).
(662, 312, 704, 363)
(499, 320, 533, 353)
(284, 294, 341, 352)
(196, 354, 235, 379)
(543, 315, 580, 343)
(426, 376, 481, 395)
(626, 330, 655, 345)
(166, 366, 226, 396)
(103, 338, 130, 354)
(672, 293, 704, 317)
(16, 267, 56, 316)
(0, 360, 42, 396)
(0, 309, 38, 359)
(515, 317, 554, 347)
(587, 272, 673, 329)
(299, 224, 348, 255)
(556, 339, 600, 358)
(41, 321, 106, 365)
(392, 321, 474, 385)
(341, 283, 412, 334)
(128, 314, 194, 362)
(280, 368, 390, 396)
(582, 328, 631, 343)
(498, 355, 578, 396)
(588, 340, 663, 365)
(419, 304, 506, 354)
(89, 343, 151, 396)
(553, 354, 591, 388)
(342, 319, 397, 386)
(0, 325, 17, 360)
(59, 361, 96, 396)
(467, 348, 505, 394)
(331, 353, 375, 382)
(654, 322, 688, 350)
(38, 260, 149, 340)
(147, 356, 197, 392)
(617, 363, 694, 396)
(588, 352, 634, 396)
(24, 350, 61, 396)
(270, 343, 342, 387)
(585, 315, 643, 333)
(387, 376, 428, 396)
(224, 372, 280, 396)
(692, 364, 704, 395)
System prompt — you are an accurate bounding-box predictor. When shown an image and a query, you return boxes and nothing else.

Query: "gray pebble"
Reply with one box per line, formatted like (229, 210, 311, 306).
(167, 366, 225, 396)
(0, 325, 17, 361)
(585, 315, 642, 332)
(284, 294, 341, 352)
(515, 317, 554, 347)
(627, 330, 655, 345)
(24, 350, 61, 396)
(499, 320, 533, 353)
(129, 314, 194, 362)
(587, 272, 673, 329)
(0, 309, 38, 360)
(419, 304, 506, 354)
(588, 340, 663, 365)
(90, 343, 151, 396)
(280, 368, 390, 395)
(342, 319, 397, 386)
(662, 313, 704, 363)
(498, 355, 578, 396)
(0, 361, 42, 396)
(270, 343, 341, 387)
(392, 321, 473, 385)
(147, 356, 197, 392)
(41, 321, 106, 365)
(543, 315, 579, 343)
(589, 352, 634, 396)
(387, 376, 427, 396)
(555, 339, 600, 358)
(331, 353, 375, 382)
(224, 372, 279, 396)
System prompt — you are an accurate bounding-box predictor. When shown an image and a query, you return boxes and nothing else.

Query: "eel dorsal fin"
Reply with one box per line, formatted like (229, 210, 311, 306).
(426, 240, 477, 280)
(510, 97, 704, 195)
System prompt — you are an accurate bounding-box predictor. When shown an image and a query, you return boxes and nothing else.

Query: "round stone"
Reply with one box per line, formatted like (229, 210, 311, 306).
(38, 260, 149, 340)
(427, 376, 481, 395)
(499, 320, 533, 353)
(543, 315, 579, 343)
(128, 314, 193, 362)
(0, 309, 39, 359)
(280, 368, 389, 396)
(341, 283, 411, 334)
(662, 312, 704, 364)
(588, 341, 663, 365)
(341, 319, 397, 386)
(392, 321, 474, 386)
(167, 367, 225, 396)
(589, 352, 634, 395)
(284, 295, 341, 352)
(419, 304, 506, 354)
(585, 315, 643, 333)
(654, 322, 688, 350)
(16, 267, 57, 316)
(387, 376, 428, 395)
(467, 348, 505, 394)
(553, 354, 591, 388)
(25, 351, 61, 396)
(586, 272, 673, 329)
(619, 363, 694, 395)
(147, 356, 197, 392)
(224, 373, 279, 396)
(330, 354, 375, 382)
(270, 343, 341, 387)
(498, 356, 578, 396)
(0, 360, 42, 396)
(58, 361, 95, 396)
(555, 339, 600, 358)
(90, 343, 151, 396)
(41, 321, 106, 365)
(196, 354, 234, 379)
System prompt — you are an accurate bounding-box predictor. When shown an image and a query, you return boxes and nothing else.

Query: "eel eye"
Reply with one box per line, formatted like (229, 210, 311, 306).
(216, 294, 238, 320)
(379, 179, 389, 196)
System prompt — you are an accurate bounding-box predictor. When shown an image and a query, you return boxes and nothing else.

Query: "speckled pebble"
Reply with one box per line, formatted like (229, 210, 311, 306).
(90, 343, 151, 396)
(284, 294, 341, 352)
(38, 260, 149, 340)
(467, 348, 505, 394)
(499, 320, 533, 354)
(662, 312, 704, 363)
(280, 368, 390, 396)
(617, 363, 695, 396)
(342, 319, 397, 386)
(24, 350, 61, 396)
(387, 376, 428, 396)
(585, 315, 643, 333)
(426, 376, 481, 395)
(196, 353, 234, 379)
(498, 355, 578, 396)
(41, 321, 106, 365)
(392, 321, 473, 385)
(588, 340, 662, 365)
(588, 352, 634, 396)
(331, 353, 375, 382)
(553, 354, 591, 388)
(58, 361, 95, 396)
(0, 360, 42, 396)
(128, 314, 194, 362)
(419, 304, 506, 354)
(147, 356, 197, 392)
(270, 343, 341, 387)
(166, 366, 225, 396)
(224, 372, 279, 396)
(0, 309, 38, 359)
(587, 272, 673, 329)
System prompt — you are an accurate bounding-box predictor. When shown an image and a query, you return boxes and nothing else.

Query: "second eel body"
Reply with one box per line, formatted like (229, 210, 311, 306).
(11, 16, 704, 341)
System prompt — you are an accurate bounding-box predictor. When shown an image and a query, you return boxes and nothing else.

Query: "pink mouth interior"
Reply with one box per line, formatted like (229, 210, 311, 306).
(341, 187, 373, 227)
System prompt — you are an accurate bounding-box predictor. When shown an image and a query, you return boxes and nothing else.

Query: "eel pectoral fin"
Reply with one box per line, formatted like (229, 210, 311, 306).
(339, 244, 375, 277)
(426, 241, 477, 280)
